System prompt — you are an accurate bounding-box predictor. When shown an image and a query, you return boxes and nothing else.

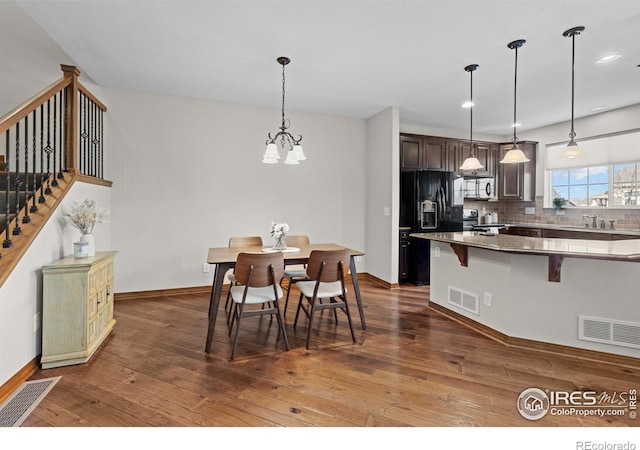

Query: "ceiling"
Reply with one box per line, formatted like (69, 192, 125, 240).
(18, 0, 640, 138)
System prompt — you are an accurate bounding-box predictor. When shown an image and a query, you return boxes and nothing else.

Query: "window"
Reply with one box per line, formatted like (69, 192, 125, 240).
(546, 130, 640, 209)
(550, 162, 640, 208)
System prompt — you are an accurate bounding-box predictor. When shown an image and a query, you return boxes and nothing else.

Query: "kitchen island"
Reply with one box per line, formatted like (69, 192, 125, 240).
(412, 231, 640, 363)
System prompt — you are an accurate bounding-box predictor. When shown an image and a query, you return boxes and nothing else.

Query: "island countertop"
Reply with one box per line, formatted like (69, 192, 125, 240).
(410, 231, 640, 262)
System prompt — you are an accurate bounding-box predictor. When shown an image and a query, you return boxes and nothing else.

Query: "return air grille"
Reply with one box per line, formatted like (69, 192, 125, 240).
(448, 286, 479, 315)
(579, 315, 640, 350)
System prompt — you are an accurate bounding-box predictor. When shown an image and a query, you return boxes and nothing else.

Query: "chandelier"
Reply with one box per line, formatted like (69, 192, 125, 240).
(500, 39, 530, 164)
(262, 56, 306, 165)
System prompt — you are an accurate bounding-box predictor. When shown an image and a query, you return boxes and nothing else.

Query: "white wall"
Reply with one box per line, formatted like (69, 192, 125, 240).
(104, 87, 368, 293)
(429, 242, 640, 359)
(0, 181, 112, 387)
(366, 107, 399, 283)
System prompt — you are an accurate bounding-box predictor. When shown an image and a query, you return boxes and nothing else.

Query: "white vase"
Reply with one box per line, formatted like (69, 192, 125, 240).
(80, 233, 95, 257)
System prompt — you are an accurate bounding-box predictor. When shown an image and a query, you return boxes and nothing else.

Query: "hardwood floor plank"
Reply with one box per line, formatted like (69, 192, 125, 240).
(20, 278, 639, 427)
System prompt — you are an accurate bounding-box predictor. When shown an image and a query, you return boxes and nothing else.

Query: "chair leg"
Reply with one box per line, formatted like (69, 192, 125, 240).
(274, 300, 290, 351)
(330, 297, 339, 324)
(293, 292, 304, 330)
(342, 296, 356, 343)
(228, 303, 238, 336)
(230, 304, 244, 360)
(283, 277, 293, 317)
(305, 297, 317, 350)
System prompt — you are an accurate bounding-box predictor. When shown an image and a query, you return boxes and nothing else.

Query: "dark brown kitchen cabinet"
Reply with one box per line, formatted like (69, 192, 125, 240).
(459, 141, 496, 177)
(500, 226, 542, 237)
(400, 134, 423, 171)
(399, 228, 411, 282)
(400, 134, 461, 172)
(498, 141, 537, 201)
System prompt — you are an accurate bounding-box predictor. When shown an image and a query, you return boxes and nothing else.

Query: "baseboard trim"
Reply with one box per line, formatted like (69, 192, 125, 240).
(114, 285, 212, 301)
(114, 272, 395, 301)
(428, 302, 640, 369)
(0, 356, 39, 405)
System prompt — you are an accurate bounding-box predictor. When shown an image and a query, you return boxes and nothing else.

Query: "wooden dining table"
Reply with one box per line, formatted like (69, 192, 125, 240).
(204, 243, 366, 353)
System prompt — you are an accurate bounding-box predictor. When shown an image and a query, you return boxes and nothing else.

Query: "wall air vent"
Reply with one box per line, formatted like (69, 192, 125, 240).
(448, 286, 479, 315)
(579, 315, 640, 350)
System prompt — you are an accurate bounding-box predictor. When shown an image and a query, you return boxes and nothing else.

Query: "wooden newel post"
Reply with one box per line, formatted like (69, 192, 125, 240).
(61, 64, 80, 174)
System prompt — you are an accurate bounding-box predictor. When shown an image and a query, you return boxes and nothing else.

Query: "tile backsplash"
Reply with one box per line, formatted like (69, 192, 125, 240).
(465, 197, 640, 231)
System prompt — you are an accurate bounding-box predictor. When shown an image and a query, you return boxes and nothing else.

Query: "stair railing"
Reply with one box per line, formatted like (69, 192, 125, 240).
(0, 65, 106, 252)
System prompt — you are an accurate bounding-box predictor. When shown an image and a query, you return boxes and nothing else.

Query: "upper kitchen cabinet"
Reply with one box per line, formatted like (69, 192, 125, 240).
(400, 134, 457, 171)
(498, 141, 537, 201)
(458, 141, 497, 177)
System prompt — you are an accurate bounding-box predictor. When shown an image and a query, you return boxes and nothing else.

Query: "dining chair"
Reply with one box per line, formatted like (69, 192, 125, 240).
(279, 234, 310, 316)
(225, 236, 263, 315)
(228, 251, 289, 360)
(293, 249, 356, 350)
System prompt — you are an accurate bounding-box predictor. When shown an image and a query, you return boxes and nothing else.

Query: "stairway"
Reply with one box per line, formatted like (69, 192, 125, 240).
(0, 171, 48, 239)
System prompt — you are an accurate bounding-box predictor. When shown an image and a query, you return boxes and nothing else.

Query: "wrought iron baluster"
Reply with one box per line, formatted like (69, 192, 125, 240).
(91, 101, 99, 177)
(51, 93, 58, 187)
(38, 105, 45, 204)
(62, 88, 68, 173)
(44, 99, 53, 195)
(30, 109, 37, 213)
(13, 122, 22, 235)
(98, 107, 103, 178)
(22, 115, 30, 224)
(81, 93, 88, 175)
(58, 90, 64, 179)
(3, 130, 11, 248)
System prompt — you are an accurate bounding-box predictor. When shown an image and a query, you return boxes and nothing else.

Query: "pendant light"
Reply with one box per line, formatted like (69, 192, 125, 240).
(561, 26, 585, 159)
(500, 39, 530, 164)
(459, 64, 484, 172)
(262, 56, 305, 165)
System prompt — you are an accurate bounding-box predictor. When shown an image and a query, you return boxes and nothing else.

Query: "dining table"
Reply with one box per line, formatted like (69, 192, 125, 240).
(204, 243, 366, 353)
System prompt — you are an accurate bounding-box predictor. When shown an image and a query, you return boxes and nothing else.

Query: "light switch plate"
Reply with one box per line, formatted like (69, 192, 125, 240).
(525, 207, 535, 215)
(434, 246, 440, 257)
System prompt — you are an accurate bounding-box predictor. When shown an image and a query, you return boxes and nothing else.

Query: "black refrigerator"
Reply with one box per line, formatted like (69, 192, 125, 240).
(400, 170, 464, 285)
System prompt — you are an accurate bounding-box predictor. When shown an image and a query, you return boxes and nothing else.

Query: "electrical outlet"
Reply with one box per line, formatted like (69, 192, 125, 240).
(483, 292, 492, 307)
(33, 312, 41, 332)
(434, 246, 440, 257)
(202, 263, 210, 273)
(525, 207, 535, 215)
(355, 256, 363, 263)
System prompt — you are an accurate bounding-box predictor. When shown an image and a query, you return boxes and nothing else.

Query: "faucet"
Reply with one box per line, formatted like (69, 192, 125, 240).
(583, 214, 597, 229)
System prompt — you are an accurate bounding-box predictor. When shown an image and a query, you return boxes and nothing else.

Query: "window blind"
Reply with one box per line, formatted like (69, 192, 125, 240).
(546, 130, 640, 170)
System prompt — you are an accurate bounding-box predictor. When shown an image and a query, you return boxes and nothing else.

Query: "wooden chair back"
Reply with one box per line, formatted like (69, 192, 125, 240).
(285, 235, 310, 247)
(305, 249, 350, 283)
(229, 236, 263, 248)
(234, 252, 285, 288)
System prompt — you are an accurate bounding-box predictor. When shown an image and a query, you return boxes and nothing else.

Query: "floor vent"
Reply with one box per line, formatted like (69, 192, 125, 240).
(448, 286, 479, 315)
(0, 376, 61, 427)
(579, 315, 640, 350)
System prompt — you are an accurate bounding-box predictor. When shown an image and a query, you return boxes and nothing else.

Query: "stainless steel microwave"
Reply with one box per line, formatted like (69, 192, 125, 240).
(464, 178, 495, 199)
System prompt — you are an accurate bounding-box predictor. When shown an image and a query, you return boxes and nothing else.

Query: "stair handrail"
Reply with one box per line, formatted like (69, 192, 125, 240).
(0, 64, 107, 175)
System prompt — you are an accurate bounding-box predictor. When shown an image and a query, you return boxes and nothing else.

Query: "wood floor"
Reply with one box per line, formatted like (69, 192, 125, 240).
(23, 279, 639, 427)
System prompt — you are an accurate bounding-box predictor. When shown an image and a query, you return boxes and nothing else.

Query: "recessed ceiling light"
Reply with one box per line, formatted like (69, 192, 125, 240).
(461, 101, 474, 108)
(590, 106, 607, 112)
(596, 54, 621, 64)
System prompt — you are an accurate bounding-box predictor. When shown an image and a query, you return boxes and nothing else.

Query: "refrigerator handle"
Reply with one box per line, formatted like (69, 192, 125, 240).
(417, 201, 422, 229)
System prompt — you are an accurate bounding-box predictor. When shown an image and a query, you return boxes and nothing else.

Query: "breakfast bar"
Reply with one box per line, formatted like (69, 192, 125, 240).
(411, 231, 640, 360)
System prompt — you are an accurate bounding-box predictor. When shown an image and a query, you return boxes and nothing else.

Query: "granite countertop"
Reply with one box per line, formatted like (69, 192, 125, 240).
(504, 222, 640, 236)
(410, 231, 640, 261)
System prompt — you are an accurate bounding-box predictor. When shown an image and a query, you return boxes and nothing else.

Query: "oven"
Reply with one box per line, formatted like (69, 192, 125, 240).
(463, 209, 478, 231)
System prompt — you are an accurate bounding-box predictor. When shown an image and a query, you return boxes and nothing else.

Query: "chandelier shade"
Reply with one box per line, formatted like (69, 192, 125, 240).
(500, 39, 529, 164)
(262, 56, 305, 165)
(459, 64, 484, 173)
(560, 26, 586, 160)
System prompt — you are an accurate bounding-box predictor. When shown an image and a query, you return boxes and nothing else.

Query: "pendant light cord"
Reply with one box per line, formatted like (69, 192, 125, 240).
(570, 32, 576, 140)
(513, 45, 519, 145)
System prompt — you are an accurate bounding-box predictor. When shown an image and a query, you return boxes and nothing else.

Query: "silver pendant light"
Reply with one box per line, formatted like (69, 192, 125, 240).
(459, 64, 484, 172)
(500, 39, 530, 164)
(561, 26, 585, 159)
(262, 56, 305, 165)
